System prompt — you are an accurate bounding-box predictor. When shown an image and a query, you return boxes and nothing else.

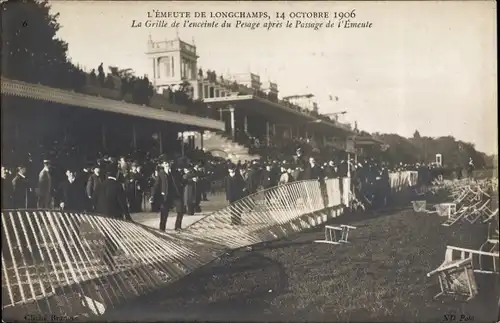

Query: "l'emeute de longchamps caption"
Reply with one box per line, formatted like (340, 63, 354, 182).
(131, 10, 373, 30)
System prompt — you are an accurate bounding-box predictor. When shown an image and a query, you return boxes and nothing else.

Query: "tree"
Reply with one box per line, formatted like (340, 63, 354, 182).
(2, 0, 73, 88)
(377, 131, 488, 169)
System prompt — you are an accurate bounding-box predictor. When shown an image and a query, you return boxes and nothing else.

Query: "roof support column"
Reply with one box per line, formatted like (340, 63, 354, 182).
(101, 122, 107, 151)
(244, 115, 248, 134)
(63, 124, 68, 143)
(132, 124, 137, 150)
(229, 106, 235, 138)
(181, 132, 185, 157)
(159, 130, 163, 155)
(266, 121, 270, 146)
(347, 153, 351, 178)
(15, 122, 19, 140)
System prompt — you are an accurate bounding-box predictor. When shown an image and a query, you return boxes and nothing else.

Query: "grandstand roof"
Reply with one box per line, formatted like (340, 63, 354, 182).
(1, 77, 225, 131)
(355, 134, 385, 146)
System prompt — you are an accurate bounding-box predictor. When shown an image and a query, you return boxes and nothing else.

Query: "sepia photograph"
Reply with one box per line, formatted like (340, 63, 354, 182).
(1, 0, 498, 322)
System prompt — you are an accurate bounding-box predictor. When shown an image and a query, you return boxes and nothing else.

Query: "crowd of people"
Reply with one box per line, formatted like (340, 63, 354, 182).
(1, 140, 452, 231)
(2, 157, 217, 213)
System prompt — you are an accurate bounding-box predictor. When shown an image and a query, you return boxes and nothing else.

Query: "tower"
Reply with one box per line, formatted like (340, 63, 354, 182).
(146, 34, 199, 92)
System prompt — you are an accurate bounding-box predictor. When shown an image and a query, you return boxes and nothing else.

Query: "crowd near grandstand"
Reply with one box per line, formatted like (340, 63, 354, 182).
(1, 1, 498, 322)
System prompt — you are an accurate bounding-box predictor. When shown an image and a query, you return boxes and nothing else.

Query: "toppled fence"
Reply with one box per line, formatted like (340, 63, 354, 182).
(1, 172, 416, 320)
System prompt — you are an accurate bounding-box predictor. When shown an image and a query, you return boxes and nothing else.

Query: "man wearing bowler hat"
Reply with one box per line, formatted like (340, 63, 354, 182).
(150, 158, 184, 231)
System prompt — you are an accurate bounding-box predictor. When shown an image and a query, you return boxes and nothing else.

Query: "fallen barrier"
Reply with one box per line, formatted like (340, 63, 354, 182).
(1, 172, 416, 320)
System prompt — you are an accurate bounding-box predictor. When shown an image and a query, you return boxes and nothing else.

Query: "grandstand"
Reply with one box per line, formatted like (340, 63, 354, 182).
(2, 35, 382, 167)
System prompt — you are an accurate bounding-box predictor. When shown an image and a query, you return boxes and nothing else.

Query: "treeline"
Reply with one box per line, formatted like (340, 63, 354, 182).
(375, 131, 494, 169)
(1, 0, 92, 91)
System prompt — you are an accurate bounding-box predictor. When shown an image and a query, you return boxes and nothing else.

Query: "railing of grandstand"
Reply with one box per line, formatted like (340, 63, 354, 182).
(1, 172, 416, 319)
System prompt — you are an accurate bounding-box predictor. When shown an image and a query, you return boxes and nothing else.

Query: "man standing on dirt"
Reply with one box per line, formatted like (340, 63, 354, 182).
(150, 158, 184, 231)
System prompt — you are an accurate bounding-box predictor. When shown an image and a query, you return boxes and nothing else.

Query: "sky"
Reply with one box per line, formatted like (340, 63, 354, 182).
(49, 1, 497, 154)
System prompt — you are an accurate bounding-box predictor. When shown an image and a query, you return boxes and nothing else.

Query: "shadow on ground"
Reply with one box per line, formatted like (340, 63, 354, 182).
(105, 202, 499, 322)
(104, 253, 288, 322)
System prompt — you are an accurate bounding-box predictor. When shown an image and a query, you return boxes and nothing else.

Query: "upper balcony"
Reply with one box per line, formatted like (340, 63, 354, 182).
(195, 69, 354, 134)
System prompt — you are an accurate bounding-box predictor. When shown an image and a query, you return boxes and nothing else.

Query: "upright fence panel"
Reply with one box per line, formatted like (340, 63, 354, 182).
(390, 171, 418, 192)
(342, 177, 351, 206)
(2, 172, 416, 320)
(185, 180, 330, 249)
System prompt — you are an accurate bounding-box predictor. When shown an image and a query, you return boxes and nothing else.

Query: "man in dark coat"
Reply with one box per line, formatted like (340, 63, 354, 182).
(260, 164, 275, 204)
(150, 159, 184, 231)
(125, 162, 139, 212)
(245, 163, 261, 195)
(133, 164, 145, 213)
(192, 164, 204, 212)
(242, 162, 261, 214)
(86, 165, 102, 211)
(182, 167, 198, 216)
(2, 166, 13, 209)
(261, 164, 274, 190)
(380, 165, 391, 207)
(270, 161, 281, 186)
(304, 157, 327, 206)
(93, 164, 131, 220)
(293, 148, 306, 168)
(338, 160, 348, 178)
(303, 157, 323, 180)
(323, 161, 337, 179)
(37, 160, 53, 209)
(224, 164, 246, 225)
(56, 169, 87, 212)
(12, 166, 29, 209)
(292, 164, 304, 182)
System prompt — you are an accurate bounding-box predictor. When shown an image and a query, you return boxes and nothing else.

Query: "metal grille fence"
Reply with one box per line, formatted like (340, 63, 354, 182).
(1, 172, 416, 320)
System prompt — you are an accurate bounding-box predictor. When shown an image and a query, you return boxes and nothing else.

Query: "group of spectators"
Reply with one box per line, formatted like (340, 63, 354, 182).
(88, 63, 155, 106)
(86, 63, 215, 118)
(1, 125, 471, 231)
(0, 155, 216, 226)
